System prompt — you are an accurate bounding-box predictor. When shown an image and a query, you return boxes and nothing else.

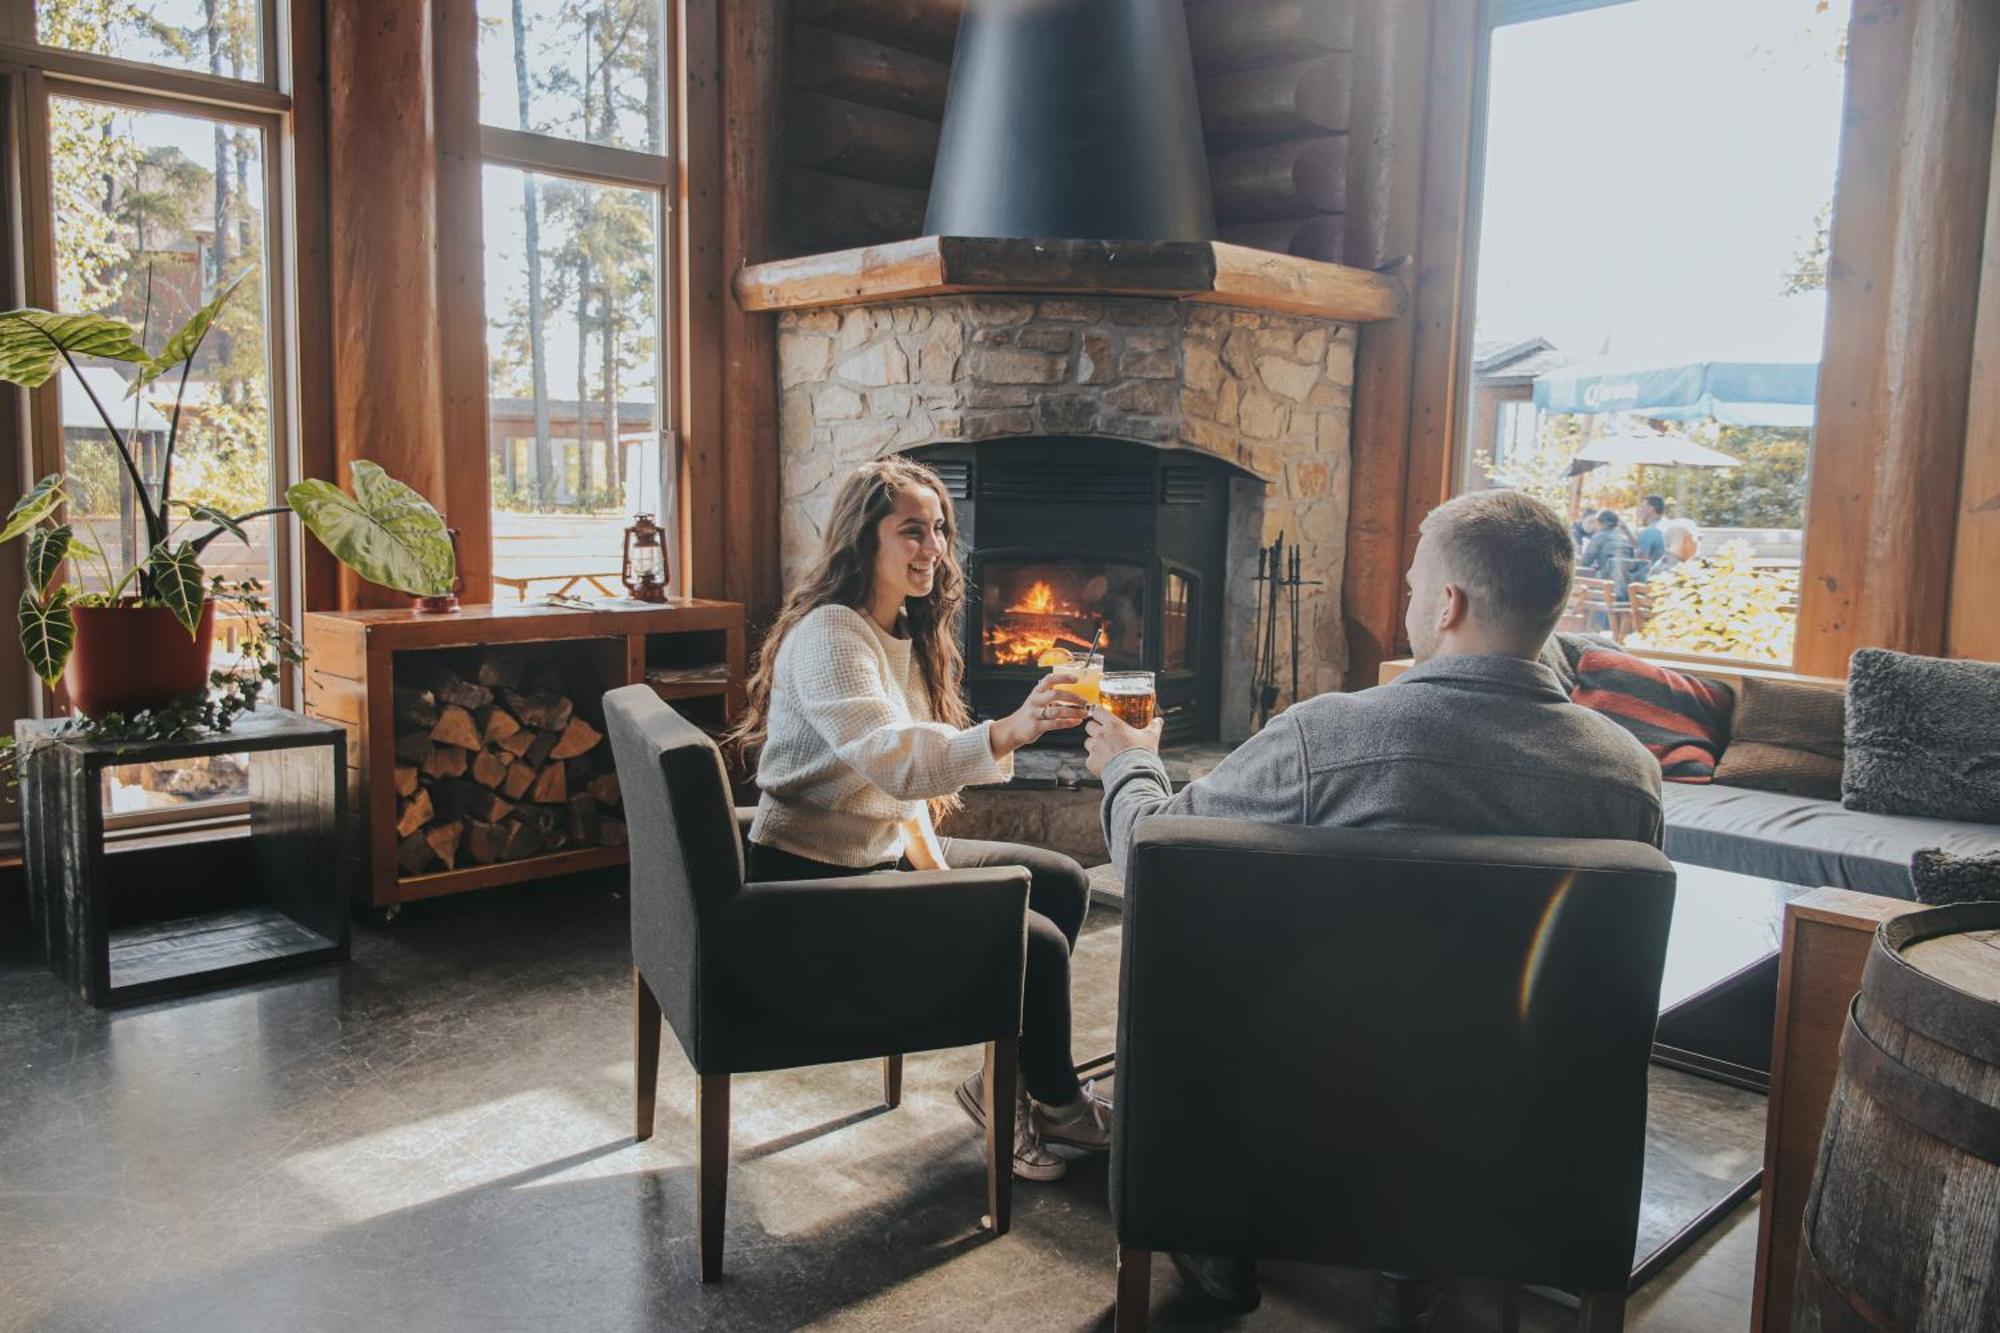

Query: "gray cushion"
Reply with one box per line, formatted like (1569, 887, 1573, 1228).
(1843, 648, 2000, 822)
(1662, 783, 2000, 899)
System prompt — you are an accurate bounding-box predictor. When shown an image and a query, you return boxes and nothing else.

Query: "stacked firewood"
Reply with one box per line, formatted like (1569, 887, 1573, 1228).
(391, 653, 624, 876)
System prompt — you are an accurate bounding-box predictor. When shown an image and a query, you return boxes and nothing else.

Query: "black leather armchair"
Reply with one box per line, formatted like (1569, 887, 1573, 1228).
(603, 685, 1032, 1281)
(1108, 818, 1677, 1333)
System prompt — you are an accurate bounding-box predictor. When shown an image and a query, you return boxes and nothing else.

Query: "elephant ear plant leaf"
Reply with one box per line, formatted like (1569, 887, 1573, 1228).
(0, 474, 65, 545)
(147, 542, 206, 636)
(27, 525, 93, 595)
(18, 585, 73, 687)
(0, 311, 148, 387)
(287, 460, 456, 598)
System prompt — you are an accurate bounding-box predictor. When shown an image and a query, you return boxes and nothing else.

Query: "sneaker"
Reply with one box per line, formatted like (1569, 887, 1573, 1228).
(955, 1070, 1067, 1182)
(1031, 1079, 1113, 1151)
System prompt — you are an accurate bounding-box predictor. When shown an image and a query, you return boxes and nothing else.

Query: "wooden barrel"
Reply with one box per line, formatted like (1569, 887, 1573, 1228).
(1792, 904, 2000, 1332)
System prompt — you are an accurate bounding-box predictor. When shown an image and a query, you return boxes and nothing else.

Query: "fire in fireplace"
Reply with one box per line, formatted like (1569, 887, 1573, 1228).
(910, 437, 1240, 743)
(980, 561, 1146, 668)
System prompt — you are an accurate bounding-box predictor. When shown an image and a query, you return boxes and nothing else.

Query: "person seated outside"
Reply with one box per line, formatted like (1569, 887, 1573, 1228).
(1633, 494, 1668, 565)
(1578, 508, 1635, 583)
(1082, 490, 1662, 1323)
(1652, 517, 1700, 575)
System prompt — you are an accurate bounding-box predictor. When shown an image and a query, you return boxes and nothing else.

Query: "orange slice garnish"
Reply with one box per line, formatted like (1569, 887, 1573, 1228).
(1036, 647, 1075, 668)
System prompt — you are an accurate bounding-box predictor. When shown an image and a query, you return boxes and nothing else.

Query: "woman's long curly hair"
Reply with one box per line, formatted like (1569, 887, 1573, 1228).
(728, 457, 972, 778)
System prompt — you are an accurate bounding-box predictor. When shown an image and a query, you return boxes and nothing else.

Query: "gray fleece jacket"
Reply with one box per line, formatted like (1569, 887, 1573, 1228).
(1099, 653, 1663, 876)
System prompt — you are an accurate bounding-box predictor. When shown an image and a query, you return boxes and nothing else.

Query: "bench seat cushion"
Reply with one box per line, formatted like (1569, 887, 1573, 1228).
(1662, 783, 2000, 899)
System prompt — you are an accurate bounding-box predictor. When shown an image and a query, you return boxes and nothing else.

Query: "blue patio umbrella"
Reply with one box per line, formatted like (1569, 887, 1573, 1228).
(1532, 357, 1818, 427)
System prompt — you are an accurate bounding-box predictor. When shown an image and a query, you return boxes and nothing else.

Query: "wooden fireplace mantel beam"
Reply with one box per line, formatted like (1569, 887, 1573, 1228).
(732, 235, 1405, 322)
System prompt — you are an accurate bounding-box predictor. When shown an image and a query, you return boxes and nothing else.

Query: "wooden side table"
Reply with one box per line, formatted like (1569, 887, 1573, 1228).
(19, 708, 348, 1007)
(1750, 886, 1923, 1333)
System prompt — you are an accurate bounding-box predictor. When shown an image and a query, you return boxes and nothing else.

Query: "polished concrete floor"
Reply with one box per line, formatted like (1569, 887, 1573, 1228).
(0, 875, 1761, 1332)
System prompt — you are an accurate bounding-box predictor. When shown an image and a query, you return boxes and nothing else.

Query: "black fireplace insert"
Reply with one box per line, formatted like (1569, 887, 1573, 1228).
(907, 437, 1237, 743)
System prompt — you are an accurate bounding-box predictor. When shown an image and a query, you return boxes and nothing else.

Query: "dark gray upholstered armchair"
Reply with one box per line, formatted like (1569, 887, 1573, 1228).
(1108, 818, 1677, 1333)
(603, 685, 1033, 1282)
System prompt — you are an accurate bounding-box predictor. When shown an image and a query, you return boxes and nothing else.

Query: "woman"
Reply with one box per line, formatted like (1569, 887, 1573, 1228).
(730, 457, 1108, 1182)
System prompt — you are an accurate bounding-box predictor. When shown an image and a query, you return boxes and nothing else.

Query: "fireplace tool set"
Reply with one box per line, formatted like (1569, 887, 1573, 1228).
(1252, 536, 1323, 728)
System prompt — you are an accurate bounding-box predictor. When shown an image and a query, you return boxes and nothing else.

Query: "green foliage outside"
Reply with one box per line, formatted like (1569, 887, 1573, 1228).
(485, 0, 662, 516)
(1488, 416, 1809, 530)
(1632, 541, 1800, 664)
(47, 0, 272, 568)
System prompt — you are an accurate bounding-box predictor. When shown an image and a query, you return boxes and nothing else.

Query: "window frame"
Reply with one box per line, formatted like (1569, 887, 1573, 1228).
(5, 4, 304, 689)
(468, 0, 681, 593)
(0, 0, 307, 829)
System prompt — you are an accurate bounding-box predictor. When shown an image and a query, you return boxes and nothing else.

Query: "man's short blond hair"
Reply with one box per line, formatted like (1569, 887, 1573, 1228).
(1418, 491, 1574, 638)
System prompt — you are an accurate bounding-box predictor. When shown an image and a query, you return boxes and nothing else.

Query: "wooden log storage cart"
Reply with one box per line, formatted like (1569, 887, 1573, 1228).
(304, 601, 745, 917)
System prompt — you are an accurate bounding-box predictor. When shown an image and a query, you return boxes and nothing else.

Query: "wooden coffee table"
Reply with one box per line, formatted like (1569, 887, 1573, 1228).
(1628, 862, 1815, 1287)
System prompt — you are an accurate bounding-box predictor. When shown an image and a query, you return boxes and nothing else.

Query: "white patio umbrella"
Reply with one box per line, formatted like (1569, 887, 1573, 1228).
(1564, 432, 1742, 477)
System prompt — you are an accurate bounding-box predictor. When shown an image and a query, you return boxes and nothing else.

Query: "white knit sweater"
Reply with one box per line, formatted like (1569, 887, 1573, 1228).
(748, 604, 1011, 867)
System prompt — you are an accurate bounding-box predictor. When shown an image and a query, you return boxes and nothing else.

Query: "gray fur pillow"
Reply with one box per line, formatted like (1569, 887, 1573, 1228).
(1842, 649, 2000, 822)
(1911, 849, 2000, 906)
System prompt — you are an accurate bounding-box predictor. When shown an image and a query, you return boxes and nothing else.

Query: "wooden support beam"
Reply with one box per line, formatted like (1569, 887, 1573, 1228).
(1187, 0, 1356, 72)
(1947, 70, 2000, 662)
(1795, 0, 2000, 675)
(1199, 54, 1351, 141)
(733, 235, 1403, 322)
(789, 24, 950, 121)
(327, 1, 447, 611)
(677, 0, 726, 599)
(1341, 0, 1436, 688)
(1210, 134, 1347, 223)
(434, 0, 493, 604)
(721, 0, 786, 623)
(787, 91, 940, 188)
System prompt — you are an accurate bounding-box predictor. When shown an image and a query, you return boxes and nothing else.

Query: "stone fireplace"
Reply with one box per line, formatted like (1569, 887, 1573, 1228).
(774, 290, 1356, 742)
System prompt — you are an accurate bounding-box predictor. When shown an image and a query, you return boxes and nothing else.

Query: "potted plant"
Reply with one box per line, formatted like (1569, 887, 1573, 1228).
(0, 276, 457, 728)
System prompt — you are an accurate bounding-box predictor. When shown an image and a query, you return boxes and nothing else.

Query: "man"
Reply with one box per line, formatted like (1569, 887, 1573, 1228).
(1084, 490, 1661, 1324)
(1634, 494, 1668, 565)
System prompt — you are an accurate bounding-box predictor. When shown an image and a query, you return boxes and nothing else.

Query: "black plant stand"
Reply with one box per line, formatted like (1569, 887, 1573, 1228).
(19, 707, 348, 1007)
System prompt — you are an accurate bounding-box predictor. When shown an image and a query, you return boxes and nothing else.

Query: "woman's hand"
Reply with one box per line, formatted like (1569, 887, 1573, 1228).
(989, 669, 1091, 756)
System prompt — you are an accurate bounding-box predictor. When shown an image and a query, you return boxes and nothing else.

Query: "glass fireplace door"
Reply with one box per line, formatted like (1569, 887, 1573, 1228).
(977, 558, 1148, 668)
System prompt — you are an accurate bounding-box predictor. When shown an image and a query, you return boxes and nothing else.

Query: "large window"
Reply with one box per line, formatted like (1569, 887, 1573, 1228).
(1457, 0, 1849, 665)
(15, 1, 301, 809)
(476, 0, 672, 597)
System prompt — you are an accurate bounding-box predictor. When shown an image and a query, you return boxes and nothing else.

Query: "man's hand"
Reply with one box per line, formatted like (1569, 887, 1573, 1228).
(1084, 706, 1164, 777)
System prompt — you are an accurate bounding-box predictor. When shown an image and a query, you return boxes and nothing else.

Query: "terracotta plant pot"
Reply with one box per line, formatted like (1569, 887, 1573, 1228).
(65, 599, 217, 719)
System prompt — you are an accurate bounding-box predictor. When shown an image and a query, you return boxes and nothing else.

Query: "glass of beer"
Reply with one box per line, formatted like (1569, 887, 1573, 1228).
(1100, 671, 1157, 727)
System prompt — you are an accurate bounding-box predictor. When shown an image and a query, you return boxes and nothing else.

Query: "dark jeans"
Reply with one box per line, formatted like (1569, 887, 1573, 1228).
(745, 837, 1090, 1105)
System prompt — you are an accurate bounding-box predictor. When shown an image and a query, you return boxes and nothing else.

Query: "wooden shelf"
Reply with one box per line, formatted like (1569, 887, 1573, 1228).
(304, 599, 746, 911)
(734, 235, 1404, 322)
(394, 844, 630, 902)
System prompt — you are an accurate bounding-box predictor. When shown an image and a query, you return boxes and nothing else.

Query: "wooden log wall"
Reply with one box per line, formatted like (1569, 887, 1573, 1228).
(779, 0, 1354, 262)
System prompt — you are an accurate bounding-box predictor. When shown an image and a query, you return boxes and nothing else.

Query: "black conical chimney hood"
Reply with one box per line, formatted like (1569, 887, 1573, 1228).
(924, 0, 1216, 243)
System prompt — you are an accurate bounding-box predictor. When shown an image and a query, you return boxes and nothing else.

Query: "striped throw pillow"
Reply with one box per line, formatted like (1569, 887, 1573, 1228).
(1572, 648, 1734, 783)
